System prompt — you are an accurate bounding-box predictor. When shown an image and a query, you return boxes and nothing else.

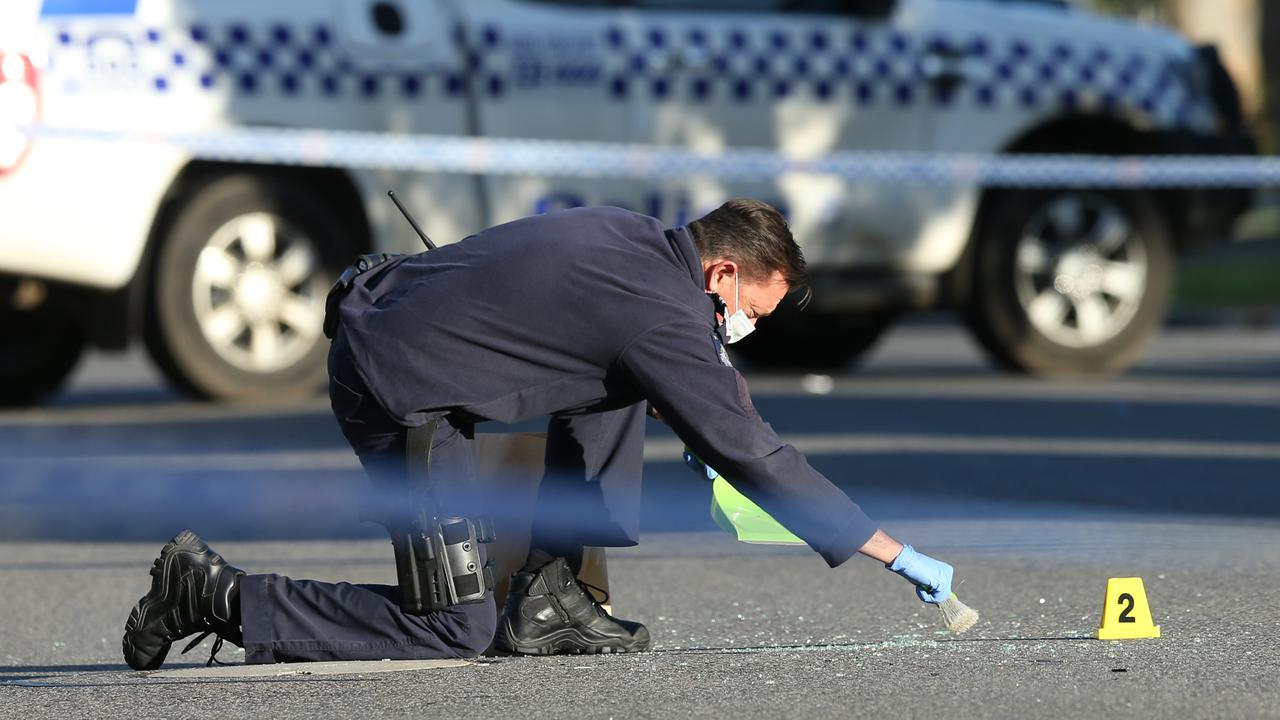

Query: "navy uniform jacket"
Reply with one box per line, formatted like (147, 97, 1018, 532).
(338, 206, 877, 567)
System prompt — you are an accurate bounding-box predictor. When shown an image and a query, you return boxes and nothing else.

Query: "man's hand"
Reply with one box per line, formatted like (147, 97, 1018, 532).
(886, 544, 954, 605)
(682, 448, 719, 481)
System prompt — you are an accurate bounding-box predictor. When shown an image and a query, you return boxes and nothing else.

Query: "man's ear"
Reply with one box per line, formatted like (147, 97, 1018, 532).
(704, 260, 739, 293)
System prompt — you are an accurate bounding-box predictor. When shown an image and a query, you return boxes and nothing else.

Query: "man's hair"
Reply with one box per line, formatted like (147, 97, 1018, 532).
(688, 199, 807, 290)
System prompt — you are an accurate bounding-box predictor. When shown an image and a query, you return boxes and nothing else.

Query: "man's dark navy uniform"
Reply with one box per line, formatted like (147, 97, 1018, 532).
(337, 205, 878, 558)
(121, 201, 958, 669)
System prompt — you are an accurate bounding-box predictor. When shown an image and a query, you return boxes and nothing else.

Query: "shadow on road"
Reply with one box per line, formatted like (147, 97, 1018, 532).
(0, 663, 133, 684)
(3, 354, 1277, 542)
(1, 447, 1276, 543)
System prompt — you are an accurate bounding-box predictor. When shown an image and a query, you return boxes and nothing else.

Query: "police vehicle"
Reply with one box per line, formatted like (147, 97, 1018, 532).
(0, 0, 1253, 404)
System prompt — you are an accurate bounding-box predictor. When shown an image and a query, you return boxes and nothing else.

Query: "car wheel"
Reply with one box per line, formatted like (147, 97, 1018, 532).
(966, 189, 1173, 376)
(731, 310, 894, 371)
(146, 174, 352, 401)
(0, 293, 84, 406)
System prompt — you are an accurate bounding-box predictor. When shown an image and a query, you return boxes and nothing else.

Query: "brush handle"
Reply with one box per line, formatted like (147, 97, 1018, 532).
(915, 586, 962, 604)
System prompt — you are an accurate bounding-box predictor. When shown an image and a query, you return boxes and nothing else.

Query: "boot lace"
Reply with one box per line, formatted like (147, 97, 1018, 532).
(181, 632, 231, 667)
(564, 575, 611, 612)
(580, 580, 610, 607)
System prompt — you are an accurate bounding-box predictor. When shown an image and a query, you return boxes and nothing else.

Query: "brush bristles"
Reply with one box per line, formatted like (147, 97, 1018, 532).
(938, 596, 979, 633)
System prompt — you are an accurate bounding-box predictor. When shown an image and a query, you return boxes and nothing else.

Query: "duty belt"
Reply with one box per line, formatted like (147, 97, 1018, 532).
(322, 252, 402, 340)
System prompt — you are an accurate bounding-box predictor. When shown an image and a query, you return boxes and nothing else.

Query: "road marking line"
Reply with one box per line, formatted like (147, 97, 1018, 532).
(149, 658, 471, 679)
(642, 435, 1280, 461)
(2, 375, 1275, 429)
(3, 433, 1277, 472)
(0, 399, 330, 427)
(745, 377, 1280, 405)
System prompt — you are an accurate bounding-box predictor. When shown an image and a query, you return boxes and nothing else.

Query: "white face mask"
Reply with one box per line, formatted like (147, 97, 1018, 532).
(723, 274, 755, 345)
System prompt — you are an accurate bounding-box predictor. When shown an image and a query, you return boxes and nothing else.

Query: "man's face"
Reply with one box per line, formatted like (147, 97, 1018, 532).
(704, 260, 790, 328)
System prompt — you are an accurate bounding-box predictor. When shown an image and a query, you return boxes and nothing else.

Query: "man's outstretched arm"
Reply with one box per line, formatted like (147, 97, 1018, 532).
(622, 322, 955, 603)
(620, 322, 877, 565)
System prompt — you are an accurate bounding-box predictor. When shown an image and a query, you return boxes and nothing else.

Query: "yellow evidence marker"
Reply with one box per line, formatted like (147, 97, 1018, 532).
(1096, 577, 1161, 640)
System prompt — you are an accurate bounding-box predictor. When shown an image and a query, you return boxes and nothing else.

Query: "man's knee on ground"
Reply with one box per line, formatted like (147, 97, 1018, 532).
(450, 595, 498, 658)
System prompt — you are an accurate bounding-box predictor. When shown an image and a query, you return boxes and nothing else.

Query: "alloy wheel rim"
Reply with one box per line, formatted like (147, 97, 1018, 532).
(190, 212, 327, 373)
(1013, 194, 1148, 349)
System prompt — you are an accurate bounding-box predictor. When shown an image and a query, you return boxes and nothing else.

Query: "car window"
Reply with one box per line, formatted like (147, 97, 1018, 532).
(635, 0, 894, 15)
(947, 0, 1067, 5)
(518, 0, 895, 13)
(635, 0, 780, 9)
(515, 0, 629, 7)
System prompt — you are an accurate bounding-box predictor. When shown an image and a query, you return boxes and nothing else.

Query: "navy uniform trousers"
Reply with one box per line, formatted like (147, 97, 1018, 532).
(238, 330, 647, 663)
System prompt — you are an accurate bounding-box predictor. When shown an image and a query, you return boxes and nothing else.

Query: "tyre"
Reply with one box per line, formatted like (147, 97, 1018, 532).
(731, 305, 893, 372)
(145, 174, 352, 401)
(966, 189, 1174, 376)
(0, 292, 84, 406)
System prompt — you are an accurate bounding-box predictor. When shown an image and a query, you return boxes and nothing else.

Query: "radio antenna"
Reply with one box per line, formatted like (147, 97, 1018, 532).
(387, 191, 437, 250)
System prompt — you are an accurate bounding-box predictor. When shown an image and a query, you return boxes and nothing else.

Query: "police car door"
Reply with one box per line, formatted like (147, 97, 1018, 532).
(626, 0, 929, 272)
(451, 0, 644, 223)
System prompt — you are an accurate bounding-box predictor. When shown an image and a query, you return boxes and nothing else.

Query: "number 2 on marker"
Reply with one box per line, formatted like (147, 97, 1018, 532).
(1117, 592, 1136, 623)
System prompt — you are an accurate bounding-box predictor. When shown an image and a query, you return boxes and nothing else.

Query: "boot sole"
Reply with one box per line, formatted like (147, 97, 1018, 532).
(122, 530, 210, 671)
(494, 619, 650, 656)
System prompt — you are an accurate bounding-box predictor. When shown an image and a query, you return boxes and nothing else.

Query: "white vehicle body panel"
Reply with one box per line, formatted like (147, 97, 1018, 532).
(454, 0, 646, 232)
(0, 0, 477, 288)
(0, 0, 1213, 289)
(0, 140, 184, 288)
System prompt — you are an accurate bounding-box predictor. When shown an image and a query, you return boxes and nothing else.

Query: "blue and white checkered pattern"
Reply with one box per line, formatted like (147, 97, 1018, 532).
(46, 21, 467, 99)
(41, 18, 1214, 132)
(468, 22, 1213, 131)
(588, 24, 939, 104)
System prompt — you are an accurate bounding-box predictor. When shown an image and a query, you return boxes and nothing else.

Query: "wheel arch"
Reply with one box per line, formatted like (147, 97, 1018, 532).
(140, 164, 369, 399)
(944, 114, 1190, 308)
(126, 161, 372, 345)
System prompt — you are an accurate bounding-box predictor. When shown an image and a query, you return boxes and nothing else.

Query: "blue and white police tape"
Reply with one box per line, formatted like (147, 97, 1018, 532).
(20, 123, 1279, 188)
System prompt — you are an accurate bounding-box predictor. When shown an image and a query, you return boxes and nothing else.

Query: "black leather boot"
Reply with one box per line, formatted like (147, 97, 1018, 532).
(122, 530, 245, 670)
(493, 557, 650, 655)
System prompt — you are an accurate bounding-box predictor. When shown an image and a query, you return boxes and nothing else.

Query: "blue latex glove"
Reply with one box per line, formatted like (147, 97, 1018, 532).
(682, 448, 719, 482)
(886, 544, 954, 604)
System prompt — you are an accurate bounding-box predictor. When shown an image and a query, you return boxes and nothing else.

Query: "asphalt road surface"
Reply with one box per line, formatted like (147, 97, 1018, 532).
(2, 322, 1278, 719)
